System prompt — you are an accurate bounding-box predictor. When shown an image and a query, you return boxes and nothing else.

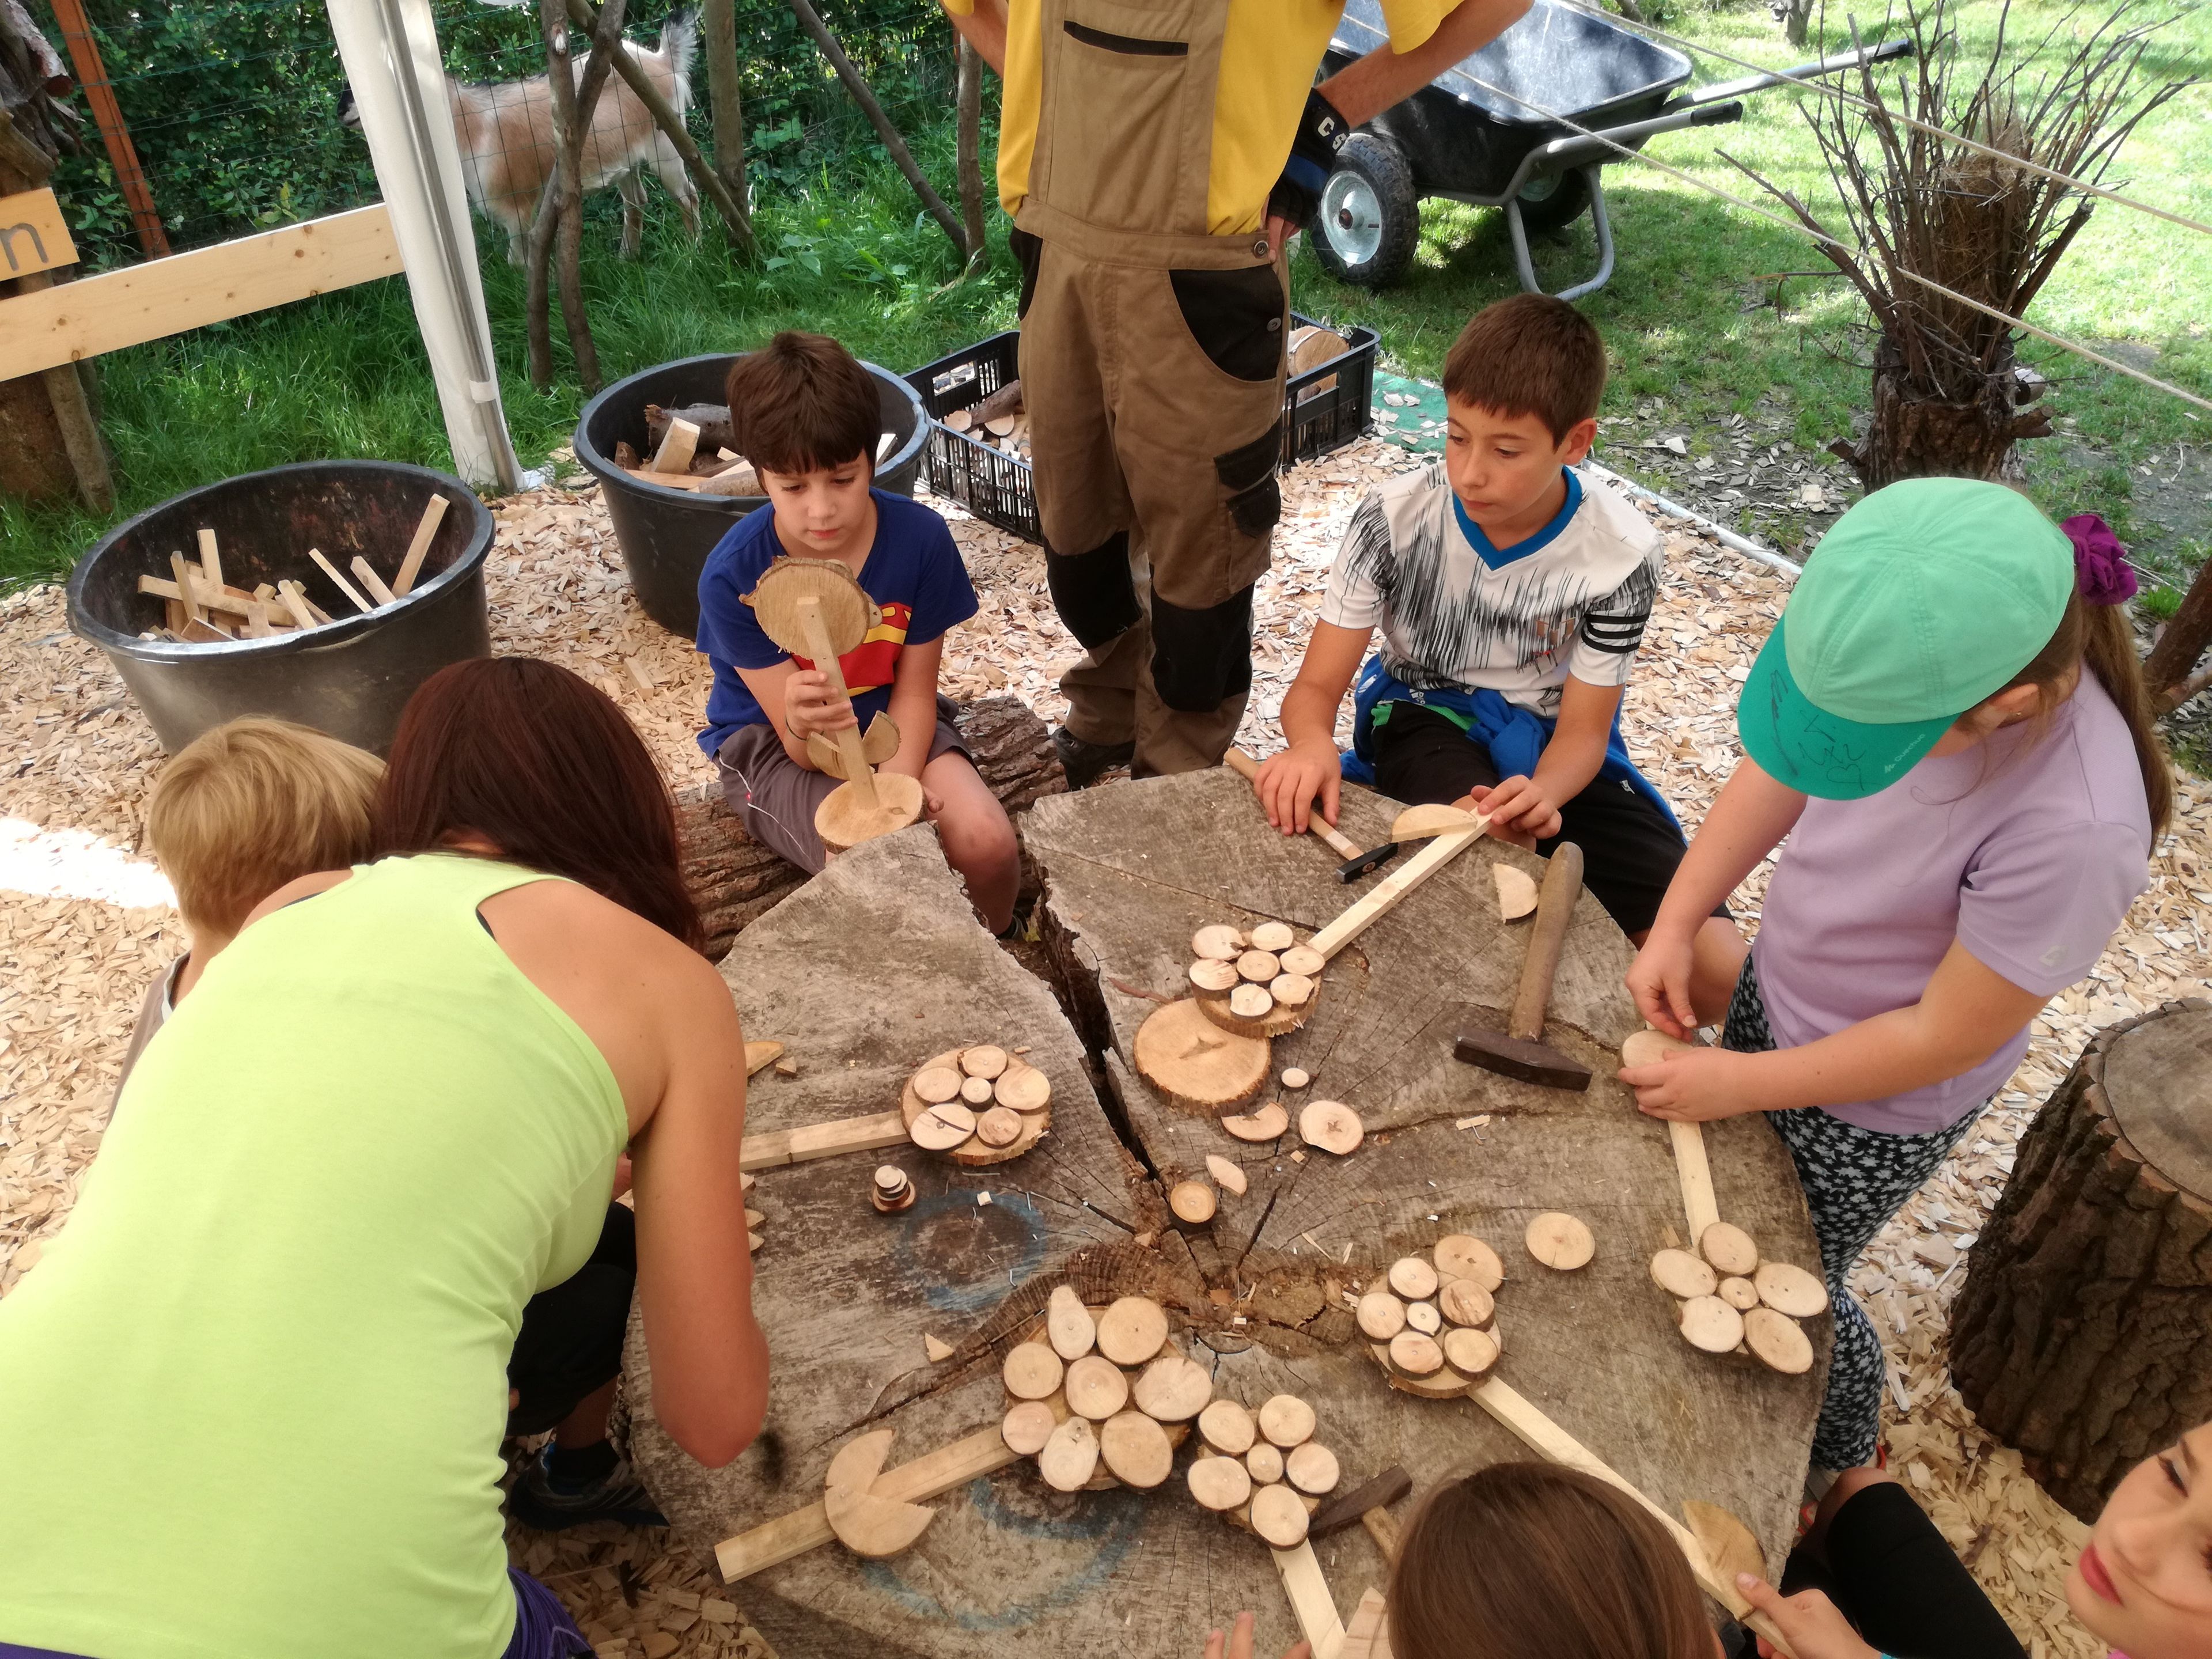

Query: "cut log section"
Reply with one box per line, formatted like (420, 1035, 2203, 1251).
(976, 1107, 1024, 1147)
(1699, 1222, 1760, 1278)
(1229, 986, 1272, 1020)
(1205, 1154, 1248, 1195)
(1002, 1400, 1057, 1456)
(1679, 1297, 1746, 1355)
(1100, 1411, 1175, 1489)
(1717, 1277, 1760, 1312)
(1192, 925, 1244, 960)
(1277, 948, 1325, 980)
(902, 1047, 1050, 1165)
(1047, 1285, 1097, 1360)
(1132, 1354, 1213, 1422)
(1199, 1399, 1257, 1456)
(1388, 1331, 1445, 1376)
(1249, 922, 1296, 952)
(1250, 1483, 1312, 1548)
(1039, 1416, 1101, 1491)
(1063, 1354, 1131, 1421)
(1387, 1257, 1440, 1301)
(1002, 1342, 1064, 1401)
(1357, 1292, 1408, 1341)
(1434, 1233, 1505, 1293)
(817, 771, 926, 856)
(1285, 1442, 1340, 1496)
(1245, 1443, 1285, 1484)
(961, 1044, 1010, 1079)
(1258, 1395, 1317, 1448)
(1135, 999, 1272, 1113)
(1525, 1212, 1596, 1271)
(1744, 1308, 1814, 1374)
(1650, 1248, 1718, 1300)
(1096, 1296, 1171, 1366)
(959, 1076, 996, 1105)
(1495, 865, 1539, 921)
(1236, 950, 1281, 984)
(1441, 1325, 1501, 1380)
(911, 1065, 961, 1104)
(1268, 974, 1315, 1009)
(1189, 1455, 1254, 1512)
(1440, 1280, 1495, 1329)
(994, 1063, 1052, 1113)
(1169, 1180, 1219, 1226)
(1221, 1101, 1289, 1142)
(1299, 1100, 1364, 1156)
(823, 1429, 937, 1559)
(1191, 959, 1240, 993)
(1752, 1262, 1829, 1319)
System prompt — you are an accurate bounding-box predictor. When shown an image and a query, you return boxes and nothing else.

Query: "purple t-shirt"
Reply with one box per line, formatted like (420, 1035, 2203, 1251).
(1752, 672, 2152, 1133)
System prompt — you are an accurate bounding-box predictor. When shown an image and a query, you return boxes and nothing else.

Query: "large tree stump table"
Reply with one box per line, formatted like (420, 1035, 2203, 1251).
(1950, 998, 2212, 1520)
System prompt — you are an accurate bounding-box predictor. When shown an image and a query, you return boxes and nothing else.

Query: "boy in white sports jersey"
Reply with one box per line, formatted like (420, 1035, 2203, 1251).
(1254, 294, 1729, 966)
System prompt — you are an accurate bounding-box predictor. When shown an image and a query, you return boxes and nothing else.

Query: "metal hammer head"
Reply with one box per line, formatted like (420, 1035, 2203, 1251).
(1452, 1027, 1593, 1090)
(1306, 1465, 1414, 1541)
(1336, 840, 1402, 882)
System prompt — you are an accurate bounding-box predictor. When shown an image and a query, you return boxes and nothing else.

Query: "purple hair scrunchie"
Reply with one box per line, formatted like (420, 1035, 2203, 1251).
(2062, 513, 2138, 605)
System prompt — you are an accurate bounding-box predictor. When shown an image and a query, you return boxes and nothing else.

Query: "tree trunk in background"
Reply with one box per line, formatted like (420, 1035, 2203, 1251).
(527, 0, 624, 391)
(1781, 0, 1810, 46)
(956, 37, 986, 271)
(2142, 559, 2212, 713)
(537, 0, 601, 394)
(1830, 337, 2052, 489)
(703, 0, 748, 228)
(1949, 1000, 2212, 1521)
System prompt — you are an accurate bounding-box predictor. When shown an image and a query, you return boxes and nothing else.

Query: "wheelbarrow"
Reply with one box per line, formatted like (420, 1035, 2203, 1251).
(1312, 0, 1911, 298)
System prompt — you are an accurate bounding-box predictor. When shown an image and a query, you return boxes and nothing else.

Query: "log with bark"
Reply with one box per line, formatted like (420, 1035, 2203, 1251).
(1950, 998, 2212, 1521)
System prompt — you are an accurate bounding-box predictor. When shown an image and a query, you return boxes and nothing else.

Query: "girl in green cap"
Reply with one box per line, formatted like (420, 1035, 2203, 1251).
(1619, 478, 2171, 1480)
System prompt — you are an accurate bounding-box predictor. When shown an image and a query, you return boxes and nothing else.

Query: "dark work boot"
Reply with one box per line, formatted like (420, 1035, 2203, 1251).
(1052, 727, 1135, 789)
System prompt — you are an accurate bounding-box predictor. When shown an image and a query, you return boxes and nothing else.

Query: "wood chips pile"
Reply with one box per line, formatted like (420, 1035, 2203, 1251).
(1, 436, 2205, 1659)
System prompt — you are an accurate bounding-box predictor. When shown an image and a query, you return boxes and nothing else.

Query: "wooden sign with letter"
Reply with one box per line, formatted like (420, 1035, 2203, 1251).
(0, 190, 78, 279)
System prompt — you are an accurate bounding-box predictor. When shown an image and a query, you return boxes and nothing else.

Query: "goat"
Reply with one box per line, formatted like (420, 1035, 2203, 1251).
(339, 10, 700, 264)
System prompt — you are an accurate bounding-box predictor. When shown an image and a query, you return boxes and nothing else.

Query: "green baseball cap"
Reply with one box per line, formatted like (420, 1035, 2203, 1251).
(1737, 478, 2073, 798)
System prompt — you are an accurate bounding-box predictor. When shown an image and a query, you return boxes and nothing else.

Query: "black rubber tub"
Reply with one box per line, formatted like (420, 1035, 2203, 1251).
(67, 460, 494, 756)
(574, 353, 928, 637)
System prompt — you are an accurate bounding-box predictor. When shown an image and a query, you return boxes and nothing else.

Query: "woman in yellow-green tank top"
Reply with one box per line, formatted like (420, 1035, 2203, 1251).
(0, 661, 769, 1659)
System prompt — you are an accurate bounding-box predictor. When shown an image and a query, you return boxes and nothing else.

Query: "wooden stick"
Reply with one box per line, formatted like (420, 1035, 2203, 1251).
(1670, 1119, 1721, 1242)
(275, 581, 317, 630)
(138, 574, 289, 622)
(793, 594, 879, 809)
(308, 548, 373, 614)
(715, 1426, 1017, 1581)
(392, 494, 449, 596)
(169, 552, 202, 626)
(196, 527, 221, 589)
(1271, 1540, 1349, 1659)
(1222, 747, 1365, 862)
(244, 603, 272, 638)
(738, 1109, 910, 1172)
(1309, 823, 1487, 961)
(350, 556, 398, 607)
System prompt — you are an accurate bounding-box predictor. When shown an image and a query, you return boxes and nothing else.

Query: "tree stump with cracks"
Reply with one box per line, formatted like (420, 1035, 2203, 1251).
(1950, 999, 2212, 1521)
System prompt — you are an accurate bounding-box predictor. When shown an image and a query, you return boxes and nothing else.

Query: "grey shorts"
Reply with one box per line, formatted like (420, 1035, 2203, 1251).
(714, 695, 970, 874)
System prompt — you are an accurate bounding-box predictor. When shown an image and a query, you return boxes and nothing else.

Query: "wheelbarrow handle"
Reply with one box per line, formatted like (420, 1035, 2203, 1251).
(1668, 38, 1914, 109)
(1499, 99, 1744, 199)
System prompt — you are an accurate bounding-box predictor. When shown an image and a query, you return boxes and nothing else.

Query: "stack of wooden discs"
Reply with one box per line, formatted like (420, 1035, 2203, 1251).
(1187, 921, 1325, 1039)
(1359, 1236, 1509, 1400)
(999, 1289, 1211, 1493)
(902, 1043, 1052, 1166)
(1185, 1392, 1342, 1548)
(1649, 1222, 1828, 1374)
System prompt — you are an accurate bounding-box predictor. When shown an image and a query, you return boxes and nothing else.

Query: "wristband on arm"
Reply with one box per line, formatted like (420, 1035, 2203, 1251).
(1266, 86, 1352, 231)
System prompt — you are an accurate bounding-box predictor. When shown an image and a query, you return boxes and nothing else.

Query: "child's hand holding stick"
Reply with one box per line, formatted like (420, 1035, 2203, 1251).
(783, 666, 856, 743)
(1255, 738, 1342, 835)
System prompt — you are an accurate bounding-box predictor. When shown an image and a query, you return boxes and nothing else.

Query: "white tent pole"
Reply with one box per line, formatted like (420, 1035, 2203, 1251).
(328, 0, 523, 491)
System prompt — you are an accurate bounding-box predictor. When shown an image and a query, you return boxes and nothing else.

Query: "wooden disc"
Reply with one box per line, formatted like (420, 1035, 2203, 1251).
(1299, 1100, 1363, 1156)
(1441, 1325, 1500, 1379)
(976, 1107, 1023, 1147)
(814, 771, 925, 855)
(1134, 1000, 1270, 1115)
(1038, 1415, 1100, 1491)
(1753, 1260, 1831, 1319)
(1278, 946, 1325, 979)
(1650, 1248, 1718, 1300)
(1063, 1354, 1129, 1420)
(1002, 1399, 1057, 1456)
(1268, 974, 1314, 1008)
(910, 1101, 976, 1152)
(994, 1061, 1052, 1113)
(1100, 1410, 1175, 1489)
(1192, 925, 1244, 960)
(1002, 1341, 1063, 1401)
(1391, 801, 1480, 840)
(1169, 1180, 1218, 1225)
(1356, 1292, 1407, 1341)
(1388, 1256, 1440, 1300)
(959, 1075, 996, 1105)
(1718, 1275, 1760, 1311)
(1258, 1394, 1317, 1448)
(1700, 1222, 1760, 1277)
(1229, 984, 1273, 1020)
(1622, 1027, 1694, 1069)
(872, 1165, 907, 1195)
(1132, 1353, 1212, 1422)
(745, 557, 876, 656)
(902, 1047, 1050, 1167)
(1096, 1296, 1170, 1366)
(1525, 1211, 1596, 1271)
(1190, 959, 1240, 993)
(961, 1044, 1009, 1079)
(823, 1429, 936, 1559)
(1235, 950, 1281, 984)
(1404, 1300, 1442, 1335)
(1196, 976, 1317, 1040)
(1680, 1296, 1747, 1354)
(1188, 1455, 1253, 1512)
(1250, 1483, 1310, 1548)
(1221, 1101, 1289, 1141)
(1434, 1234, 1504, 1292)
(1439, 1279, 1494, 1328)
(1685, 1499, 1768, 1591)
(1199, 1398, 1256, 1456)
(911, 1066, 962, 1104)
(1388, 1331, 1445, 1376)
(1245, 1442, 1284, 1484)
(1495, 863, 1539, 920)
(1744, 1308, 1815, 1374)
(1047, 1286, 1097, 1360)
(1369, 1341, 1475, 1399)
(1249, 921, 1296, 952)
(1205, 1153, 1248, 1195)
(1285, 1441, 1340, 1496)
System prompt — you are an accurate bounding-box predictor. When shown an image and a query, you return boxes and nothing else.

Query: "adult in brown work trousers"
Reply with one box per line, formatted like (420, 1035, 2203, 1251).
(940, 0, 1528, 780)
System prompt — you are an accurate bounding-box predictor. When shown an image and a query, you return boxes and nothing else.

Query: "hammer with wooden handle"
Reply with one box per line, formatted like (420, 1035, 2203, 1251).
(1452, 841, 1593, 1090)
(1222, 747, 1403, 881)
(1305, 1464, 1412, 1559)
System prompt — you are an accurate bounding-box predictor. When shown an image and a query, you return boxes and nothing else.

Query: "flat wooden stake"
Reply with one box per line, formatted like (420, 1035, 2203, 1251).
(1670, 1119, 1721, 1243)
(1271, 1539, 1347, 1659)
(393, 494, 449, 596)
(308, 547, 373, 614)
(169, 552, 203, 626)
(1308, 823, 1487, 961)
(275, 581, 317, 630)
(794, 594, 878, 809)
(196, 527, 222, 589)
(739, 1109, 910, 1172)
(351, 556, 397, 607)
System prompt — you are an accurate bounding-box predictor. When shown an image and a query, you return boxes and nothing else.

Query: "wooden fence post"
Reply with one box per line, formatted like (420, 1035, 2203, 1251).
(41, 0, 167, 259)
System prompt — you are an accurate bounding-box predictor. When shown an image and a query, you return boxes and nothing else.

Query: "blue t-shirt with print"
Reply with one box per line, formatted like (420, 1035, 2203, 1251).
(694, 490, 979, 757)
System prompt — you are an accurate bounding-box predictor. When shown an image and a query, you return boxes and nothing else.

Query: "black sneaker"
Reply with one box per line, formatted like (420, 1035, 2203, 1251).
(1052, 727, 1135, 789)
(506, 1442, 668, 1531)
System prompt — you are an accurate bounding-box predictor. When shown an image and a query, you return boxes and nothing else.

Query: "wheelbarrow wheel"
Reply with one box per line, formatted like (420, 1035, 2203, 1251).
(1310, 134, 1418, 290)
(1511, 170, 1590, 233)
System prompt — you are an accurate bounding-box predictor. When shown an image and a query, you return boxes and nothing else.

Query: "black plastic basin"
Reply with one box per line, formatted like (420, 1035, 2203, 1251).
(67, 460, 494, 756)
(574, 353, 928, 638)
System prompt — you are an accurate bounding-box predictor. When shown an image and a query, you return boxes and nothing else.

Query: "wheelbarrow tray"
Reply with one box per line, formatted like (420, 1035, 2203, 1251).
(1328, 0, 1693, 201)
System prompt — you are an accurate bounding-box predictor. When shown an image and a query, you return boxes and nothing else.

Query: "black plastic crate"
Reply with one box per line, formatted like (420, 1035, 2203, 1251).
(906, 315, 1378, 546)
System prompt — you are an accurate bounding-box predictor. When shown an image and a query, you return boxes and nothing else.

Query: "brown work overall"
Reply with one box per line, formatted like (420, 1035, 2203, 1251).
(1013, 0, 1289, 776)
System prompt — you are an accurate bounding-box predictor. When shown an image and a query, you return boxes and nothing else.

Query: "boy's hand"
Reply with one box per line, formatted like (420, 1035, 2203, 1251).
(1255, 739, 1340, 835)
(1737, 1576, 1881, 1659)
(784, 668, 855, 740)
(1470, 774, 1563, 841)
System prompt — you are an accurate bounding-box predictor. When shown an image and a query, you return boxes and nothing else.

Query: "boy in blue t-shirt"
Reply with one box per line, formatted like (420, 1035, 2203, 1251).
(695, 331, 1019, 931)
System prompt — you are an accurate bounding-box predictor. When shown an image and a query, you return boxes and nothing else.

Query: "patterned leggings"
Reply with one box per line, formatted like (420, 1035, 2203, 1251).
(1722, 955, 1981, 1469)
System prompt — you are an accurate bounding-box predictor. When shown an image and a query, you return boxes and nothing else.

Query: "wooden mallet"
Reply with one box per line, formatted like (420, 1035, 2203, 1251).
(1453, 841, 1593, 1090)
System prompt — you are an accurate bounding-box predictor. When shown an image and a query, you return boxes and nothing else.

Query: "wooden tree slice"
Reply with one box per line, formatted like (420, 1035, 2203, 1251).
(1249, 922, 1296, 952)
(1047, 1285, 1097, 1361)
(1259, 1394, 1317, 1448)
(1100, 1410, 1175, 1489)
(1229, 984, 1274, 1020)
(1250, 1483, 1311, 1548)
(1299, 1100, 1364, 1156)
(1192, 925, 1244, 961)
(993, 1062, 1052, 1113)
(1190, 959, 1241, 993)
(1199, 1398, 1257, 1456)
(1439, 1279, 1495, 1328)
(1680, 1296, 1747, 1355)
(1268, 974, 1315, 1008)
(1002, 1341, 1064, 1401)
(1442, 1325, 1500, 1379)
(1278, 947, 1325, 979)
(959, 1075, 997, 1105)
(1434, 1234, 1503, 1292)
(1205, 1154, 1248, 1195)
(823, 1428, 937, 1559)
(1404, 1300, 1442, 1335)
(1622, 1028, 1695, 1069)
(976, 1107, 1024, 1147)
(910, 1101, 977, 1152)
(1650, 1248, 1718, 1300)
(911, 1066, 962, 1104)
(1198, 976, 1319, 1040)
(1753, 1261, 1830, 1319)
(805, 712, 900, 781)
(1236, 950, 1281, 984)
(902, 1047, 1051, 1166)
(1387, 1256, 1440, 1300)
(1222, 1101, 1289, 1141)
(1285, 1441, 1340, 1496)
(1132, 1354, 1213, 1422)
(1245, 1443, 1285, 1484)
(1684, 1499, 1767, 1590)
(1700, 1222, 1760, 1277)
(744, 557, 877, 657)
(1096, 1296, 1170, 1366)
(1356, 1292, 1407, 1341)
(1001, 1399, 1058, 1456)
(1494, 863, 1539, 922)
(1388, 1331, 1445, 1376)
(1717, 1276, 1760, 1312)
(1134, 1000, 1271, 1114)
(1744, 1308, 1815, 1374)
(961, 1045, 1010, 1080)
(1370, 1342, 1475, 1399)
(1525, 1212, 1596, 1271)
(1188, 1455, 1253, 1512)
(1063, 1354, 1131, 1420)
(816, 772, 926, 855)
(1392, 801, 1481, 841)
(1038, 1415, 1100, 1491)
(1169, 1180, 1219, 1225)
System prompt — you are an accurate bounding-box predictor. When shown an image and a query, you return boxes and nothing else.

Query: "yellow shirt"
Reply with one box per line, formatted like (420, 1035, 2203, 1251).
(941, 0, 1461, 236)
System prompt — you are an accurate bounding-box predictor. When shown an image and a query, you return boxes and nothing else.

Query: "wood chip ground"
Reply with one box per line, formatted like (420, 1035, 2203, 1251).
(2, 437, 2203, 1658)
